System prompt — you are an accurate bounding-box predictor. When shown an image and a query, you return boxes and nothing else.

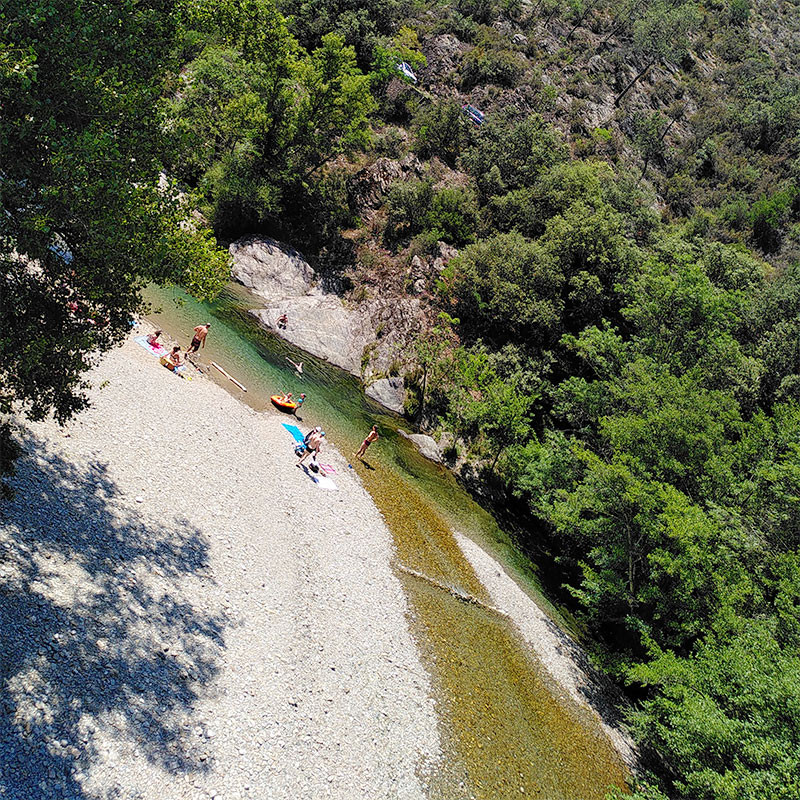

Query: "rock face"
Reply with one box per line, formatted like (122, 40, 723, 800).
(249, 299, 371, 375)
(348, 155, 422, 212)
(366, 377, 406, 414)
(230, 236, 316, 299)
(399, 431, 442, 463)
(230, 235, 421, 386)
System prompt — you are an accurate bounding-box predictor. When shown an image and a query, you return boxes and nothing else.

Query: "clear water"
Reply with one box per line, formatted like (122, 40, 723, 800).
(145, 284, 629, 799)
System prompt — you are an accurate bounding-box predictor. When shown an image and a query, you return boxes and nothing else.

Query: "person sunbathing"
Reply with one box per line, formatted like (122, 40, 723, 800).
(147, 329, 162, 347)
(166, 346, 183, 370)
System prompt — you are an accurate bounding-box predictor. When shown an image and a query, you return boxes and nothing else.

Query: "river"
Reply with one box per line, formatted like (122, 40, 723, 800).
(144, 283, 629, 800)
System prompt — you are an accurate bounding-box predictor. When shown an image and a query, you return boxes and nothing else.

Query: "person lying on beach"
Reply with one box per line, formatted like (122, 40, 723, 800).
(354, 425, 378, 459)
(286, 357, 303, 374)
(297, 429, 325, 465)
(147, 329, 162, 347)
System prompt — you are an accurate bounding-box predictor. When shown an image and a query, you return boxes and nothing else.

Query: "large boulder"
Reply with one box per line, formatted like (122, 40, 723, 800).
(366, 377, 406, 414)
(230, 236, 315, 300)
(230, 234, 424, 399)
(249, 298, 371, 375)
(399, 431, 442, 463)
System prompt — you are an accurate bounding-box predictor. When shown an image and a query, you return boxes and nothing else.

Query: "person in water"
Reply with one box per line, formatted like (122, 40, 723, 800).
(293, 393, 306, 414)
(187, 323, 211, 354)
(147, 329, 162, 347)
(354, 425, 378, 459)
(286, 357, 303, 374)
(297, 429, 325, 465)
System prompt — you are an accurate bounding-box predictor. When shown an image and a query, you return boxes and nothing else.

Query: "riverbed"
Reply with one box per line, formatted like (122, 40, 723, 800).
(145, 283, 631, 800)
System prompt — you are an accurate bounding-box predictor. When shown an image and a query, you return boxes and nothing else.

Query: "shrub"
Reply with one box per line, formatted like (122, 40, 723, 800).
(412, 100, 471, 167)
(749, 188, 799, 252)
(461, 46, 524, 89)
(462, 113, 568, 200)
(386, 180, 478, 247)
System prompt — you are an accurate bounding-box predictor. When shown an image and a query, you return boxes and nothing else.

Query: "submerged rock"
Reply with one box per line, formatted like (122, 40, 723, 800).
(366, 377, 406, 414)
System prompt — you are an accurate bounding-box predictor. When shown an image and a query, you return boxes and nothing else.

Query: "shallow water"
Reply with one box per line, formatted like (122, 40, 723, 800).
(144, 284, 628, 799)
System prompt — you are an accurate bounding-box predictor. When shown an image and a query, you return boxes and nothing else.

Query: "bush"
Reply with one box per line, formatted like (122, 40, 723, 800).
(412, 100, 471, 168)
(386, 180, 478, 247)
(461, 46, 524, 89)
(434, 10, 480, 42)
(462, 113, 568, 200)
(443, 232, 563, 344)
(750, 188, 799, 252)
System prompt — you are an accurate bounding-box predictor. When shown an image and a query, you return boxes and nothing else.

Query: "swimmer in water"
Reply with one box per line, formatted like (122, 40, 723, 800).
(286, 357, 303, 374)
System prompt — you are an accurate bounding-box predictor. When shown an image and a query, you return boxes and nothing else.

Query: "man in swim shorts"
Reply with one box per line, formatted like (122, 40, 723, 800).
(354, 425, 378, 459)
(187, 323, 211, 354)
(298, 429, 325, 466)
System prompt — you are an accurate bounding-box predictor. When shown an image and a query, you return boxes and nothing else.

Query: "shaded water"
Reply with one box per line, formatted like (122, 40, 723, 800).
(144, 284, 628, 799)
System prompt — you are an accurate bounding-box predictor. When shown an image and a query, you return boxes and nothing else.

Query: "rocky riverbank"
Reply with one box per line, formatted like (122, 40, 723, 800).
(0, 328, 441, 799)
(0, 324, 638, 799)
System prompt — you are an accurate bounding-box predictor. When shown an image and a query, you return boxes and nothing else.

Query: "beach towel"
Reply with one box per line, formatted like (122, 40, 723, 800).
(282, 423, 305, 442)
(311, 473, 337, 491)
(134, 335, 167, 357)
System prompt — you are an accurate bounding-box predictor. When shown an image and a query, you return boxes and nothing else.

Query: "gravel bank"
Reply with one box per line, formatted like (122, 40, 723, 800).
(0, 329, 440, 799)
(454, 533, 638, 771)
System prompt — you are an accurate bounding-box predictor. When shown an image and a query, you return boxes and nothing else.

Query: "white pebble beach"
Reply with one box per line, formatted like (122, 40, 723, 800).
(0, 329, 441, 799)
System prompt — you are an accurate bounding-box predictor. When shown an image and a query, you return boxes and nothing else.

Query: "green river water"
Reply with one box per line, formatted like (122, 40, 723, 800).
(144, 283, 629, 800)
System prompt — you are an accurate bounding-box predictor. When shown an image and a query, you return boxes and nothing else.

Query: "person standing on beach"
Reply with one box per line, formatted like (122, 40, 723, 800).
(354, 425, 378, 459)
(187, 323, 211, 354)
(298, 429, 325, 466)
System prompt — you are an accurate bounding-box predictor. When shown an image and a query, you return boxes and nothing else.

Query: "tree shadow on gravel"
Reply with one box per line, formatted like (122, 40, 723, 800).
(0, 430, 228, 798)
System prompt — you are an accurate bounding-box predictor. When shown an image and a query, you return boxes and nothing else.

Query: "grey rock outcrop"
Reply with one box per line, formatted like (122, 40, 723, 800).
(348, 155, 423, 212)
(365, 377, 406, 414)
(249, 299, 370, 375)
(230, 235, 422, 386)
(230, 236, 316, 299)
(399, 431, 443, 463)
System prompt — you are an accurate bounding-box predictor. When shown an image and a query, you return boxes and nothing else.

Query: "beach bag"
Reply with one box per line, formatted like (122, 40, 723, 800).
(294, 442, 306, 456)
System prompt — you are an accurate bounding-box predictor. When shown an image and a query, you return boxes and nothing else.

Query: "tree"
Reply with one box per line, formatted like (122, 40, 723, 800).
(614, 1, 700, 107)
(461, 113, 568, 200)
(444, 232, 563, 345)
(1, 0, 229, 491)
(412, 100, 470, 168)
(167, 29, 375, 232)
(413, 314, 459, 424)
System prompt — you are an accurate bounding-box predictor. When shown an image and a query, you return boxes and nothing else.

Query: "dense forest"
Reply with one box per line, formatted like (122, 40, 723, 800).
(3, 0, 800, 797)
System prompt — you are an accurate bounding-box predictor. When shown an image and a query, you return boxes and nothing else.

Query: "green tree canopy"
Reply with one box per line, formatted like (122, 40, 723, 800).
(1, 0, 229, 489)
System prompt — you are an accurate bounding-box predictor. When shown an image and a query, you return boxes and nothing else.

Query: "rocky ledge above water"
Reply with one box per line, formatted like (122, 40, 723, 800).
(230, 235, 418, 409)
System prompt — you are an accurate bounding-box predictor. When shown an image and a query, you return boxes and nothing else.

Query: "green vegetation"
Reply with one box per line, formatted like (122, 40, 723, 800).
(0, 0, 229, 491)
(4, 0, 800, 796)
